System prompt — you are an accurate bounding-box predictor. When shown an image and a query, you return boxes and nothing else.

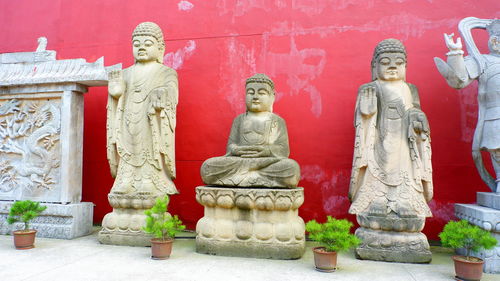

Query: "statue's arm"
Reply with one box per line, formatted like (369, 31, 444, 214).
(157, 69, 178, 178)
(226, 115, 242, 156)
(434, 27, 483, 89)
(106, 68, 126, 178)
(268, 117, 290, 158)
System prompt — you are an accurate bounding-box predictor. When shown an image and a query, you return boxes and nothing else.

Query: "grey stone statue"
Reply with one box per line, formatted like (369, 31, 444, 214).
(200, 74, 300, 188)
(434, 17, 500, 193)
(99, 22, 178, 246)
(349, 39, 433, 263)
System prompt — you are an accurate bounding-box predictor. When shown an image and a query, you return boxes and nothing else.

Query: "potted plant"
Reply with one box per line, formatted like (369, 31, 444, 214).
(305, 216, 360, 272)
(7, 200, 47, 249)
(439, 219, 497, 281)
(143, 195, 185, 260)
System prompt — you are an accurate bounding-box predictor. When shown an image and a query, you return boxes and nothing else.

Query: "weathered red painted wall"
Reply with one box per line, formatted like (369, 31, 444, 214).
(1, 0, 499, 240)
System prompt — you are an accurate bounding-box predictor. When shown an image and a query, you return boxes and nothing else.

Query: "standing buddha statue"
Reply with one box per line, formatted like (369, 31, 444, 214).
(349, 39, 433, 263)
(99, 22, 178, 246)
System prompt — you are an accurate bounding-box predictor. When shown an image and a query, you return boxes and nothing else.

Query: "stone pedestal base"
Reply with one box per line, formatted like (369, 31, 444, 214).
(98, 193, 159, 247)
(455, 198, 500, 274)
(477, 192, 500, 210)
(0, 201, 93, 239)
(195, 186, 305, 259)
(353, 213, 432, 263)
(354, 227, 432, 263)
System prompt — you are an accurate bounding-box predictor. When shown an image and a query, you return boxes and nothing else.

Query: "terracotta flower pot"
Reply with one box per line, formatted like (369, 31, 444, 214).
(150, 238, 174, 260)
(312, 247, 337, 272)
(452, 255, 484, 281)
(13, 230, 37, 250)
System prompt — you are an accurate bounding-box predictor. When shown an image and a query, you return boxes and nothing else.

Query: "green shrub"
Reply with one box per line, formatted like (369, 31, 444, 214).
(143, 195, 185, 241)
(439, 220, 497, 260)
(305, 216, 361, 252)
(7, 200, 47, 231)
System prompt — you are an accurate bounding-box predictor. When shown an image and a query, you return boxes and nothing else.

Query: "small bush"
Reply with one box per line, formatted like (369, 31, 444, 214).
(439, 220, 497, 260)
(305, 216, 360, 252)
(7, 200, 47, 231)
(143, 195, 185, 241)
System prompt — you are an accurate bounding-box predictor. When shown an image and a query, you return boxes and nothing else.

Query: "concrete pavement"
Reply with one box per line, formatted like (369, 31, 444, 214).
(1, 228, 498, 281)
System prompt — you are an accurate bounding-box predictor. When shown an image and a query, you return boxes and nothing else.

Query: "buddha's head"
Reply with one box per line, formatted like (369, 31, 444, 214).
(245, 74, 275, 113)
(132, 22, 165, 64)
(487, 20, 500, 54)
(371, 39, 407, 81)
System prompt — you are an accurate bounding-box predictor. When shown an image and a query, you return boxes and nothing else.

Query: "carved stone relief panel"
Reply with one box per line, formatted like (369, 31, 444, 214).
(0, 97, 61, 201)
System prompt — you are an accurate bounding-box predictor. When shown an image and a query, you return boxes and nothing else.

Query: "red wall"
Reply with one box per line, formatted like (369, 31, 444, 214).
(1, 0, 499, 240)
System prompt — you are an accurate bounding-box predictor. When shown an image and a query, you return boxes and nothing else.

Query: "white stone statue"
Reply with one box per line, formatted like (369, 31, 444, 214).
(349, 39, 433, 263)
(434, 17, 500, 193)
(107, 22, 178, 196)
(99, 22, 178, 246)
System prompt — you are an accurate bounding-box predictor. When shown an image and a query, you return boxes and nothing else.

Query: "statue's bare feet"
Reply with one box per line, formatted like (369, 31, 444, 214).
(136, 180, 155, 195)
(397, 202, 416, 218)
(111, 182, 132, 195)
(368, 197, 387, 216)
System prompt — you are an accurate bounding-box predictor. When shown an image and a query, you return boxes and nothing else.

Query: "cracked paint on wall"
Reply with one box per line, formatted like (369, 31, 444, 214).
(163, 40, 196, 70)
(218, 37, 257, 112)
(178, 1, 194, 11)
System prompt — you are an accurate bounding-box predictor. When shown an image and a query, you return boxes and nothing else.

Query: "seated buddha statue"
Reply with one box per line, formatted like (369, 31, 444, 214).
(200, 74, 300, 188)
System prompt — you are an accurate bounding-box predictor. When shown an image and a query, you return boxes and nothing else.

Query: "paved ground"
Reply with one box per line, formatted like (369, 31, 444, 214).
(1, 228, 498, 281)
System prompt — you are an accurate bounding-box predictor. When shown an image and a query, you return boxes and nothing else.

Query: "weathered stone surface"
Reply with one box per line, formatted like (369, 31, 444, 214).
(0, 38, 114, 204)
(0, 201, 93, 239)
(434, 17, 500, 192)
(195, 186, 305, 259)
(355, 228, 432, 263)
(477, 192, 500, 210)
(349, 39, 433, 263)
(200, 74, 300, 188)
(0, 38, 113, 239)
(100, 22, 178, 246)
(455, 204, 500, 233)
(98, 194, 158, 246)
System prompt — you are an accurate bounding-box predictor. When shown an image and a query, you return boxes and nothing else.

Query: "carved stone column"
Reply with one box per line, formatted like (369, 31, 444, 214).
(0, 40, 116, 239)
(195, 186, 305, 259)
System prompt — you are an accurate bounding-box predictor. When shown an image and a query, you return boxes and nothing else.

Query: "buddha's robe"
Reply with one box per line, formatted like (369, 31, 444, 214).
(349, 81, 433, 218)
(201, 112, 300, 188)
(106, 63, 178, 195)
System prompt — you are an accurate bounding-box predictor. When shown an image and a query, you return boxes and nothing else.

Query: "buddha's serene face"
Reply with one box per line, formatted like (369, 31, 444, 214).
(133, 35, 162, 63)
(489, 36, 500, 54)
(375, 52, 406, 81)
(245, 82, 274, 113)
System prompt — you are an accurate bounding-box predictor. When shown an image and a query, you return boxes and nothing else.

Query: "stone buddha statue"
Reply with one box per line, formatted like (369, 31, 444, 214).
(348, 39, 433, 263)
(106, 22, 178, 197)
(200, 74, 300, 188)
(99, 22, 178, 246)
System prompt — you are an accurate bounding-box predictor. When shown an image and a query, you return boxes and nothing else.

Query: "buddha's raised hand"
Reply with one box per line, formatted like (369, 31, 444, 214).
(108, 70, 125, 99)
(359, 86, 377, 116)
